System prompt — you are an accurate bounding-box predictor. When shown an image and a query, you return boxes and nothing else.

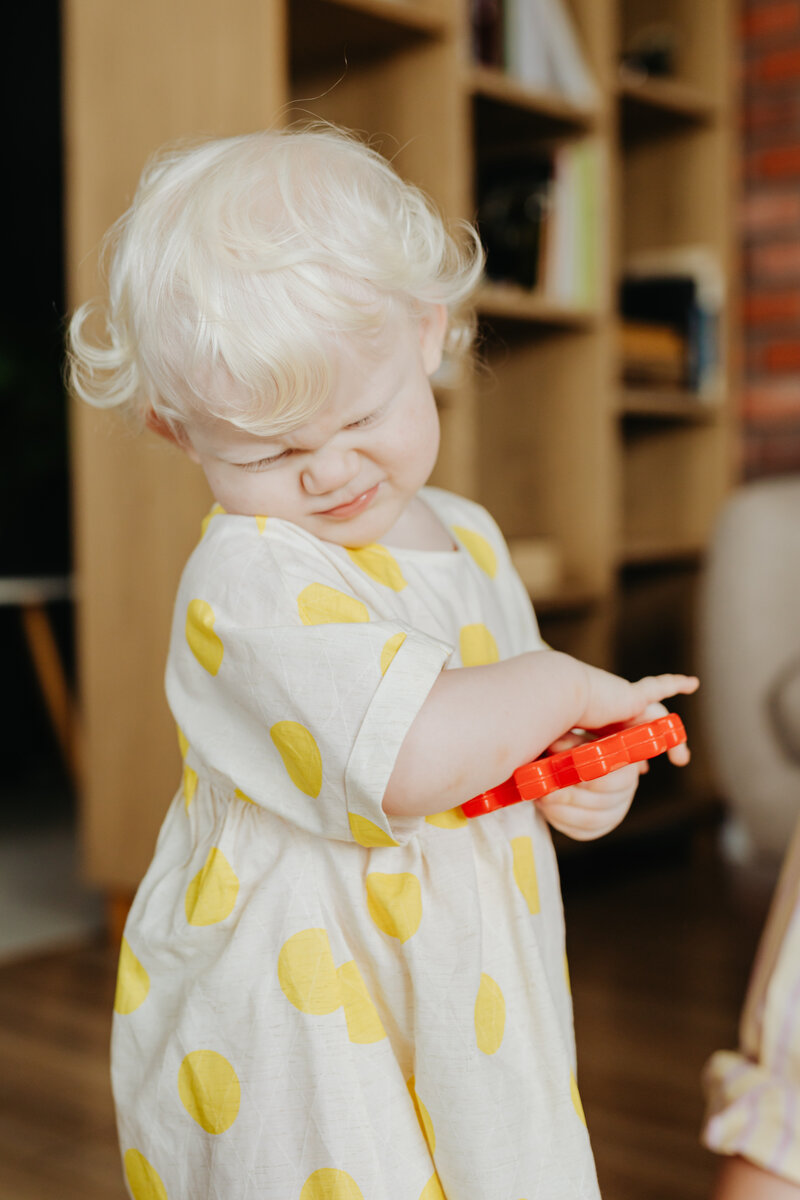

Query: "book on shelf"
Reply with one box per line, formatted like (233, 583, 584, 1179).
(471, 0, 597, 106)
(619, 247, 724, 398)
(477, 139, 603, 307)
(471, 0, 504, 68)
(545, 139, 602, 307)
(620, 321, 687, 388)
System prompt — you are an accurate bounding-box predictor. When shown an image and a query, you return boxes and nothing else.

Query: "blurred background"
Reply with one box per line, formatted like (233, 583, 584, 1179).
(2, 2, 799, 1198)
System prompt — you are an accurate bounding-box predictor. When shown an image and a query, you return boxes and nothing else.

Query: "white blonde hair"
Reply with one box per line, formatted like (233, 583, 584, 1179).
(68, 124, 484, 434)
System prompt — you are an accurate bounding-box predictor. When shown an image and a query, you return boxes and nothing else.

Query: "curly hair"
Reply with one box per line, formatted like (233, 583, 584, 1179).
(67, 124, 484, 435)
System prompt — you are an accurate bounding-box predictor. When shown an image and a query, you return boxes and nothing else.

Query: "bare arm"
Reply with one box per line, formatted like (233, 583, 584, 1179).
(383, 649, 698, 817)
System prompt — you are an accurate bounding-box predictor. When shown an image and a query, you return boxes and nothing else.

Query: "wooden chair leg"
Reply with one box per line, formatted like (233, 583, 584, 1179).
(106, 892, 134, 948)
(19, 601, 82, 791)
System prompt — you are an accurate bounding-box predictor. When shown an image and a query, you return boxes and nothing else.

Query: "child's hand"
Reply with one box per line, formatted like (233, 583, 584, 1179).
(537, 760, 642, 841)
(577, 669, 699, 736)
(536, 689, 697, 841)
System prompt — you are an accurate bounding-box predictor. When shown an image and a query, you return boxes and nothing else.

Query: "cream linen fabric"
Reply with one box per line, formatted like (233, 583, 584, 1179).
(703, 816, 800, 1183)
(111, 487, 599, 1200)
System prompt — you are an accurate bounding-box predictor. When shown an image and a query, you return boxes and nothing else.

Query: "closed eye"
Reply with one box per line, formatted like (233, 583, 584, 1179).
(346, 403, 387, 430)
(239, 449, 292, 471)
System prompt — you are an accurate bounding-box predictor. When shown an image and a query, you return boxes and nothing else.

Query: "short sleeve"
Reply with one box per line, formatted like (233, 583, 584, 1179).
(166, 521, 453, 845)
(701, 817, 800, 1182)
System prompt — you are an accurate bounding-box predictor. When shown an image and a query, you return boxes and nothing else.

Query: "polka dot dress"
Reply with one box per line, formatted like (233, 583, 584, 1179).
(111, 487, 600, 1200)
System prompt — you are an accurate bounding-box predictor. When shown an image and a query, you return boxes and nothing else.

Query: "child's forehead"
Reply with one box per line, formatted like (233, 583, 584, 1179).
(187, 316, 417, 449)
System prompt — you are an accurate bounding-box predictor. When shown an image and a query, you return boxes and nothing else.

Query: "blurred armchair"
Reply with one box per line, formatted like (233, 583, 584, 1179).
(699, 476, 800, 861)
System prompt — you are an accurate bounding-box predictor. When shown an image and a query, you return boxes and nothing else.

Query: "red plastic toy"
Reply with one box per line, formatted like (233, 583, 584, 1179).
(462, 713, 687, 818)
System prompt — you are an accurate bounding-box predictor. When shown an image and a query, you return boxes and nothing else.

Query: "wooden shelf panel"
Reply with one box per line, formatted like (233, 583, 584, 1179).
(290, 0, 447, 74)
(530, 584, 603, 617)
(618, 74, 718, 142)
(470, 65, 598, 132)
(619, 388, 722, 422)
(619, 538, 705, 568)
(618, 74, 717, 119)
(478, 283, 599, 328)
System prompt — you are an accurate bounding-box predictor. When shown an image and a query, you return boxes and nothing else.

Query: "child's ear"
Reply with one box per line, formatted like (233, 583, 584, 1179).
(145, 410, 197, 459)
(418, 303, 448, 377)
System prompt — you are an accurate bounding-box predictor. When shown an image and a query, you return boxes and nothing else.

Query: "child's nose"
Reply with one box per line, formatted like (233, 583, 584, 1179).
(300, 446, 359, 496)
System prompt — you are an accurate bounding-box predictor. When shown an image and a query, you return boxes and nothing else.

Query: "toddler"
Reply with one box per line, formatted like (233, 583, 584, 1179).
(69, 125, 697, 1200)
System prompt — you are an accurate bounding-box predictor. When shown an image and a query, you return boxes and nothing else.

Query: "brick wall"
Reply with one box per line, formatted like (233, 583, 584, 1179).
(741, 0, 800, 476)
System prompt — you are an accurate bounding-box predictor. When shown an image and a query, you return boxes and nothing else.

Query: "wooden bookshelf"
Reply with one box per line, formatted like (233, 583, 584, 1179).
(477, 283, 600, 328)
(64, 0, 737, 888)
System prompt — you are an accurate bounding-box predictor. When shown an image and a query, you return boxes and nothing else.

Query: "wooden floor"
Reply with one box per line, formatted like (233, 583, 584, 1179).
(0, 827, 777, 1200)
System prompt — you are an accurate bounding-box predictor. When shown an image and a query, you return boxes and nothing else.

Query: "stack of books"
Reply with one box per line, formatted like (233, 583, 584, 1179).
(619, 247, 724, 397)
(472, 0, 597, 106)
(477, 140, 603, 307)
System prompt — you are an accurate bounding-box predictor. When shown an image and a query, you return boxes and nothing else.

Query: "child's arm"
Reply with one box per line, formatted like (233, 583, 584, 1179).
(383, 649, 698, 820)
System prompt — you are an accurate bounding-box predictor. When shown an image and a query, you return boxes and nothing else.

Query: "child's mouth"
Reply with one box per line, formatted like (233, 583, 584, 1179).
(318, 484, 379, 519)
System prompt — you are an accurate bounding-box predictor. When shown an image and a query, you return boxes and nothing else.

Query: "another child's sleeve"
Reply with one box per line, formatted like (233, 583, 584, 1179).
(701, 817, 800, 1183)
(166, 523, 453, 846)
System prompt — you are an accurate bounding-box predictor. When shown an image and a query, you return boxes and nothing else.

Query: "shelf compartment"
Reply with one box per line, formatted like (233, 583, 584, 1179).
(470, 65, 598, 137)
(618, 74, 717, 141)
(619, 387, 722, 422)
(477, 283, 599, 328)
(620, 127, 730, 260)
(619, 418, 730, 567)
(290, 0, 447, 74)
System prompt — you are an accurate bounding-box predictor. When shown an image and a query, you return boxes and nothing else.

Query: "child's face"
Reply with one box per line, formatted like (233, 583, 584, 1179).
(181, 306, 447, 548)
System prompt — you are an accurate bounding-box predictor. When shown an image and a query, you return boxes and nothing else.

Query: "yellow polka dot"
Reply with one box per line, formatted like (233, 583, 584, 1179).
(337, 960, 387, 1044)
(176, 726, 189, 759)
(278, 928, 342, 1015)
(300, 1169, 365, 1200)
(123, 1148, 168, 1200)
(570, 1071, 587, 1125)
(200, 502, 225, 539)
(380, 631, 406, 675)
(511, 836, 540, 915)
(255, 515, 268, 533)
(565, 951, 571, 995)
(459, 623, 499, 666)
(114, 938, 150, 1015)
(235, 787, 256, 805)
(348, 812, 398, 848)
(425, 806, 467, 830)
(297, 583, 369, 626)
(186, 599, 224, 675)
(475, 973, 505, 1054)
(270, 721, 322, 798)
(178, 1049, 240, 1135)
(185, 848, 239, 926)
(419, 1175, 447, 1200)
(407, 1077, 435, 1152)
(347, 544, 407, 591)
(183, 764, 198, 810)
(452, 526, 497, 577)
(366, 872, 422, 943)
